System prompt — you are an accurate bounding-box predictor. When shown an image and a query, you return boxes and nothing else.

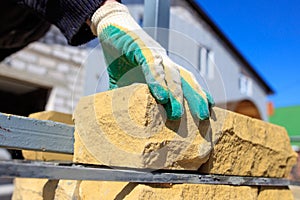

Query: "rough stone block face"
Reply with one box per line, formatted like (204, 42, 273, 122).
(29, 110, 74, 125)
(73, 84, 220, 170)
(12, 178, 58, 200)
(54, 180, 81, 200)
(59, 181, 259, 200)
(73, 84, 296, 177)
(115, 184, 258, 200)
(257, 187, 294, 200)
(55, 181, 295, 200)
(54, 180, 129, 199)
(199, 112, 297, 178)
(79, 181, 129, 199)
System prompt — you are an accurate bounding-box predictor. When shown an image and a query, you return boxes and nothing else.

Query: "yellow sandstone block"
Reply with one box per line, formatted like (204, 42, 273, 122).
(68, 181, 295, 200)
(54, 180, 81, 200)
(12, 178, 58, 200)
(54, 180, 129, 199)
(73, 84, 223, 170)
(58, 181, 296, 200)
(77, 182, 295, 200)
(79, 181, 129, 199)
(29, 111, 74, 124)
(77, 181, 258, 200)
(199, 111, 297, 178)
(73, 84, 296, 177)
(123, 184, 258, 200)
(257, 187, 294, 200)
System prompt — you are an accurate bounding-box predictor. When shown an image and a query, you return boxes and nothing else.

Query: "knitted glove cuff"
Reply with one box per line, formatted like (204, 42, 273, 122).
(91, 1, 130, 35)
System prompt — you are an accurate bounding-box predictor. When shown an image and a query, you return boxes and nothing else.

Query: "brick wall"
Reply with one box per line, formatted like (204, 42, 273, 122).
(1, 26, 89, 114)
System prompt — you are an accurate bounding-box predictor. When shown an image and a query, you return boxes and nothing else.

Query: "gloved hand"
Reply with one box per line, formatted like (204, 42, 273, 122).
(91, 1, 214, 120)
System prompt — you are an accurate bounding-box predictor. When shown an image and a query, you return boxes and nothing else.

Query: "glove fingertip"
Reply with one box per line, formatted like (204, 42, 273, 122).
(197, 103, 210, 120)
(203, 90, 215, 107)
(148, 83, 169, 104)
(164, 97, 184, 120)
(188, 94, 210, 120)
(109, 83, 119, 90)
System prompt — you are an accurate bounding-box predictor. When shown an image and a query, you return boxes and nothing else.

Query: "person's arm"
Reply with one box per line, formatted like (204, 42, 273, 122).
(14, 0, 119, 45)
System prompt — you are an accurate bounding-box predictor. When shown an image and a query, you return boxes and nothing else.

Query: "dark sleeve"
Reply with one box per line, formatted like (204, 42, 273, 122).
(15, 0, 118, 46)
(0, 2, 51, 60)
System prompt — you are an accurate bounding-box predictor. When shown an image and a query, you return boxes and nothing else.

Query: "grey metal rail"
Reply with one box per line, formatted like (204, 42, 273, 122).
(0, 160, 299, 186)
(0, 112, 74, 154)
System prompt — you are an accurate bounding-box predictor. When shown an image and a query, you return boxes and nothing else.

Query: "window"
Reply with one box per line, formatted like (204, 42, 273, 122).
(199, 48, 207, 76)
(198, 47, 214, 79)
(239, 74, 253, 96)
(207, 51, 215, 79)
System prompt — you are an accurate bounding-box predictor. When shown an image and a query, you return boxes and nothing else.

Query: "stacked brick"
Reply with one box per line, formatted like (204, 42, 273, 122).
(12, 84, 297, 199)
(1, 26, 86, 114)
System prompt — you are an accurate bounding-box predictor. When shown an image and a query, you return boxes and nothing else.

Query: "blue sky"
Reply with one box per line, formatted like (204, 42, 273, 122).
(195, 0, 300, 108)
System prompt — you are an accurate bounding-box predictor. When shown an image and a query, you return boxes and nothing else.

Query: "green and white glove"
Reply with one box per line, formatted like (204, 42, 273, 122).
(91, 1, 214, 120)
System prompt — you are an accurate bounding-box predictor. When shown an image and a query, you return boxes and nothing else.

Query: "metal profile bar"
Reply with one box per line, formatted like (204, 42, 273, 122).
(0, 113, 74, 154)
(143, 0, 170, 50)
(0, 160, 299, 186)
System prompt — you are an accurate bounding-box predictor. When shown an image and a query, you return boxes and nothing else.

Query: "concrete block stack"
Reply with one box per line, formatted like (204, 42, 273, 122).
(12, 84, 297, 199)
